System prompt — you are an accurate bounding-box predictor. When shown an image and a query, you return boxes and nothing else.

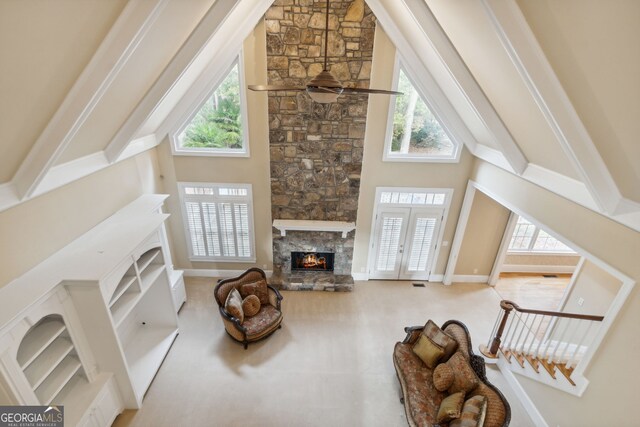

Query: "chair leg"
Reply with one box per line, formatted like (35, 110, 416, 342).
(243, 342, 248, 350)
(400, 396, 404, 404)
(278, 324, 282, 329)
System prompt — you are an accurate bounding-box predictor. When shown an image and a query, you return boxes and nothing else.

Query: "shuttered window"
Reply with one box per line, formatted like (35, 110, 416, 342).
(407, 217, 437, 272)
(178, 183, 255, 261)
(376, 216, 404, 271)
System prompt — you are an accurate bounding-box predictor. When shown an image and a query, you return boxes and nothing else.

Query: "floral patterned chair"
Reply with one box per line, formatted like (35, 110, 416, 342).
(214, 268, 283, 349)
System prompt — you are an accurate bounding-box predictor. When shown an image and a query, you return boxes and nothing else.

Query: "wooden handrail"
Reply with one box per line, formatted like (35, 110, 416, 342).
(500, 300, 604, 322)
(481, 300, 605, 359)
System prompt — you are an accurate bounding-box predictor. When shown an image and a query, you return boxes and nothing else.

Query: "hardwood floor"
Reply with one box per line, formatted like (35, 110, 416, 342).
(112, 278, 535, 427)
(494, 273, 572, 312)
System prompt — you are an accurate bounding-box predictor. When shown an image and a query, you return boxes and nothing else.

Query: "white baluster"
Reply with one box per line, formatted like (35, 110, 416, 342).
(558, 319, 581, 363)
(514, 313, 531, 352)
(548, 318, 571, 363)
(534, 315, 549, 358)
(567, 321, 594, 369)
(488, 308, 502, 348)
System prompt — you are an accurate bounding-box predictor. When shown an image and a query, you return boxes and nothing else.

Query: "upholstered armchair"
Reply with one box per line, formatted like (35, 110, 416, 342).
(214, 268, 283, 349)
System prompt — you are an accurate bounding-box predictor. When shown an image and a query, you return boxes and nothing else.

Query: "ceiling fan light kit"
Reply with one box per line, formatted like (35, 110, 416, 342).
(248, 0, 401, 103)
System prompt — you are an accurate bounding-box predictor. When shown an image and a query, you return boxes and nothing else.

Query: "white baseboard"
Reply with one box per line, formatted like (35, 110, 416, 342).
(501, 265, 576, 274)
(429, 274, 444, 282)
(452, 275, 489, 283)
(351, 272, 369, 281)
(497, 361, 549, 427)
(183, 269, 273, 278)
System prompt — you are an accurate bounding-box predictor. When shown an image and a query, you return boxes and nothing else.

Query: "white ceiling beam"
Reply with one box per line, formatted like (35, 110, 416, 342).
(481, 0, 625, 214)
(104, 0, 247, 163)
(11, 0, 169, 200)
(400, 0, 528, 175)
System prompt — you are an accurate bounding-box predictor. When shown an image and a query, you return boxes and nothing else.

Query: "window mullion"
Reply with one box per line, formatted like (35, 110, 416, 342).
(198, 201, 211, 256)
(214, 201, 225, 257)
(529, 228, 541, 251)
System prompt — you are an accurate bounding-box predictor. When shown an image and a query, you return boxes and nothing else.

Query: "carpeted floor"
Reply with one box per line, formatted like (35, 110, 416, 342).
(112, 278, 535, 427)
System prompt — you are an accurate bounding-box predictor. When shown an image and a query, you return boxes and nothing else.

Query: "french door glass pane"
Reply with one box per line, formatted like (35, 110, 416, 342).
(407, 217, 437, 272)
(376, 216, 404, 271)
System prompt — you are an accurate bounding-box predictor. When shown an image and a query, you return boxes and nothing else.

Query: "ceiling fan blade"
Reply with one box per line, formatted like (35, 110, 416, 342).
(248, 85, 306, 91)
(341, 87, 403, 95)
(306, 86, 343, 94)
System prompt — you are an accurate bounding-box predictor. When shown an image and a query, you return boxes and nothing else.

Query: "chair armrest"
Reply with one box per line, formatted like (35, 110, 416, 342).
(218, 306, 247, 333)
(402, 326, 424, 344)
(267, 285, 283, 310)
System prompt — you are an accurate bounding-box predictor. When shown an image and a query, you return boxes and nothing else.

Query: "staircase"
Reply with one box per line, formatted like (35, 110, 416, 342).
(481, 300, 604, 394)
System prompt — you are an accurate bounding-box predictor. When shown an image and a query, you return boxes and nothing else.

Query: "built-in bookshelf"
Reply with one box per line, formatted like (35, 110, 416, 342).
(17, 315, 88, 406)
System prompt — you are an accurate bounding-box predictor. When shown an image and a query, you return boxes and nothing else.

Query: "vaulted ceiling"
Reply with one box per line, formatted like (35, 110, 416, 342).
(0, 0, 638, 230)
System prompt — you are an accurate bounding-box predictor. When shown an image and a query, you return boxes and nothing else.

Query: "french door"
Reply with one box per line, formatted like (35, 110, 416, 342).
(370, 207, 442, 280)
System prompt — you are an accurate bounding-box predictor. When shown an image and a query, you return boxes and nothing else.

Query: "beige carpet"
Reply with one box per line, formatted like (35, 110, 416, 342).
(113, 278, 534, 427)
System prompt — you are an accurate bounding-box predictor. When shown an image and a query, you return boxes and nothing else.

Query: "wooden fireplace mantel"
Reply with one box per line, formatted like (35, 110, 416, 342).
(272, 219, 356, 238)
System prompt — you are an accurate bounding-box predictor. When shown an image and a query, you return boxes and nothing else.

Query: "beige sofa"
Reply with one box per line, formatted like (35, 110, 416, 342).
(393, 320, 510, 426)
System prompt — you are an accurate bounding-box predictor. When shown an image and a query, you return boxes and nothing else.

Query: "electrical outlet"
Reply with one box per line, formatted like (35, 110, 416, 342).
(578, 297, 584, 306)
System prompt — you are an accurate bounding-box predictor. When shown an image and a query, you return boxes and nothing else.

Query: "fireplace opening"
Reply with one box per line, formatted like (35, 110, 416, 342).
(291, 251, 335, 272)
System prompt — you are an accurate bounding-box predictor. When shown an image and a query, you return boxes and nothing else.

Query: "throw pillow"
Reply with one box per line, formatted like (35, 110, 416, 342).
(433, 363, 455, 392)
(240, 279, 270, 305)
(423, 319, 459, 362)
(436, 391, 466, 424)
(242, 295, 261, 317)
(225, 288, 244, 324)
(412, 334, 445, 369)
(445, 352, 479, 394)
(449, 395, 488, 427)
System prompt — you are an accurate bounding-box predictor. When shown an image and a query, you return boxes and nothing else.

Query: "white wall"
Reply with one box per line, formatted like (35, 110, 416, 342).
(158, 20, 273, 273)
(0, 149, 162, 288)
(471, 158, 640, 427)
(352, 26, 474, 277)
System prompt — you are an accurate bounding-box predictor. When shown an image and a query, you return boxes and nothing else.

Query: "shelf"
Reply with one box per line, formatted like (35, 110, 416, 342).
(35, 355, 82, 405)
(24, 336, 74, 389)
(52, 373, 111, 427)
(140, 264, 164, 291)
(109, 275, 137, 307)
(17, 319, 66, 369)
(272, 219, 356, 238)
(137, 248, 161, 273)
(110, 291, 141, 327)
(123, 326, 178, 398)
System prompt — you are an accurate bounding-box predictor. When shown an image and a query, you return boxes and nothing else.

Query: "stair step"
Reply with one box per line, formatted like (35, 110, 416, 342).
(499, 348, 512, 363)
(556, 363, 576, 386)
(524, 355, 540, 373)
(540, 359, 557, 379)
(512, 352, 525, 368)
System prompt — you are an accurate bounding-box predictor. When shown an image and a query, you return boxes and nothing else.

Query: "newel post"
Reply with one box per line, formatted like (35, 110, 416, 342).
(488, 300, 514, 356)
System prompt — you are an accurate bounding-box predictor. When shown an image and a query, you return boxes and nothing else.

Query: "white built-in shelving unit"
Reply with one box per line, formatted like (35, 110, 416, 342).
(0, 195, 182, 426)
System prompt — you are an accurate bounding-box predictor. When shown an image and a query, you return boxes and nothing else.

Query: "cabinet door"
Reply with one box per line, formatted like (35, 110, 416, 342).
(93, 377, 123, 427)
(78, 410, 98, 427)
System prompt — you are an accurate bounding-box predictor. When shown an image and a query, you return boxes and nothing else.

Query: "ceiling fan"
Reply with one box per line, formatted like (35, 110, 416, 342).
(248, 0, 402, 103)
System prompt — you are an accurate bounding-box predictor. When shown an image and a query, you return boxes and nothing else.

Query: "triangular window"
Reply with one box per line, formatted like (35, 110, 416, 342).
(385, 67, 459, 161)
(174, 59, 247, 155)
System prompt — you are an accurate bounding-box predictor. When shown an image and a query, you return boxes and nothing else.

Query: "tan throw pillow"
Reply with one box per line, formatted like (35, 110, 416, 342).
(224, 288, 244, 324)
(433, 363, 455, 392)
(240, 279, 269, 305)
(242, 295, 261, 317)
(445, 352, 479, 394)
(412, 334, 445, 369)
(423, 319, 459, 361)
(436, 391, 466, 424)
(449, 395, 488, 427)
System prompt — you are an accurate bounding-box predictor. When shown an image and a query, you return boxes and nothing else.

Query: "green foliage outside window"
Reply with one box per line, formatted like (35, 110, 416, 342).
(391, 69, 454, 156)
(180, 64, 243, 150)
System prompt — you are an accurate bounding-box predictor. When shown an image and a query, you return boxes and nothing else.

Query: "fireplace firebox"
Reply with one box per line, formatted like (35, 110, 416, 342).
(291, 251, 335, 272)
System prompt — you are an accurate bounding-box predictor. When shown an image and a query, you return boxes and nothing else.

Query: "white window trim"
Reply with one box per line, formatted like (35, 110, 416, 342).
(170, 53, 250, 158)
(177, 182, 256, 262)
(366, 186, 454, 281)
(382, 55, 462, 163)
(508, 217, 577, 255)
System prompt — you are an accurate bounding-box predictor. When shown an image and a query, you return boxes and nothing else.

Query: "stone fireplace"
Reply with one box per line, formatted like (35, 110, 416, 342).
(265, 0, 375, 291)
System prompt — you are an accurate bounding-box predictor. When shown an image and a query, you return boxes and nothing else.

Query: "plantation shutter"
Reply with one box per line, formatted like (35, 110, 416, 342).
(407, 217, 437, 272)
(376, 216, 405, 271)
(185, 202, 206, 256)
(181, 184, 254, 260)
